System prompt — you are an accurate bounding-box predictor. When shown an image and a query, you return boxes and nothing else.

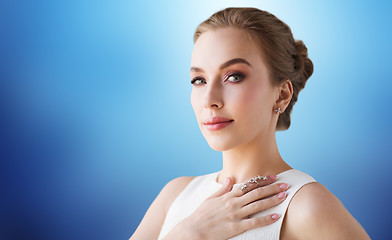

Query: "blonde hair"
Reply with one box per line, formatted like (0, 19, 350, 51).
(194, 7, 314, 131)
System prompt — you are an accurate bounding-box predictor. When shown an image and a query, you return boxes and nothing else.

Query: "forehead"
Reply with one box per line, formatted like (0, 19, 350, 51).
(191, 28, 264, 70)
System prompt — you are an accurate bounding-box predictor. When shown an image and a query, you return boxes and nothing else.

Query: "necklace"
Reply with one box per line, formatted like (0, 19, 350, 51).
(232, 175, 268, 190)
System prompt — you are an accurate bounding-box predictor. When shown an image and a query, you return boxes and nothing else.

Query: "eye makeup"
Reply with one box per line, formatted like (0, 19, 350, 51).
(191, 77, 205, 85)
(190, 70, 247, 85)
(223, 71, 245, 83)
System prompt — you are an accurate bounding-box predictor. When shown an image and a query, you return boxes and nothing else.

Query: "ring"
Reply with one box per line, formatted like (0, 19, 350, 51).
(240, 183, 248, 193)
(233, 175, 269, 193)
(248, 177, 261, 187)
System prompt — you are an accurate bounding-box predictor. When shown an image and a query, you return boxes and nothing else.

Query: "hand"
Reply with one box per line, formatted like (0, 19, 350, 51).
(164, 175, 289, 240)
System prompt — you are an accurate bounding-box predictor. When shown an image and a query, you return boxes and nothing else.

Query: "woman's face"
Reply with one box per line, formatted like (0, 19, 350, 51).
(190, 28, 280, 151)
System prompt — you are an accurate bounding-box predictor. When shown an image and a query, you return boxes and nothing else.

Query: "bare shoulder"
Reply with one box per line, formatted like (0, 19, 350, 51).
(130, 175, 195, 240)
(281, 182, 371, 240)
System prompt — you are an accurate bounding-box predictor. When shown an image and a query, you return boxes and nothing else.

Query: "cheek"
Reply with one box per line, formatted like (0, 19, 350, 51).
(230, 85, 265, 110)
(190, 89, 201, 117)
(228, 85, 272, 124)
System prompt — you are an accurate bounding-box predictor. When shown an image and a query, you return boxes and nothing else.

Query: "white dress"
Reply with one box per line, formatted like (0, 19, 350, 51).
(157, 169, 317, 240)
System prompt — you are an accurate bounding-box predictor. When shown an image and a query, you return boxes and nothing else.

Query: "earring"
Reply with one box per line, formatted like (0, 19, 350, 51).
(275, 107, 283, 114)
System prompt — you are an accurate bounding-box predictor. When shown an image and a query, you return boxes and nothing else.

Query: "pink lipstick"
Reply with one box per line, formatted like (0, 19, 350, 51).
(203, 116, 234, 131)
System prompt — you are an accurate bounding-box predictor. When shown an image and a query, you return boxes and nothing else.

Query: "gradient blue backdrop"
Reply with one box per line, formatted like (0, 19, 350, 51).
(1, 0, 391, 239)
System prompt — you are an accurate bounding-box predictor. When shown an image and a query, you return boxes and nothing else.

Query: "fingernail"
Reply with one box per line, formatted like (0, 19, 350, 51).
(271, 213, 280, 220)
(277, 191, 286, 199)
(225, 177, 230, 184)
(269, 175, 277, 181)
(279, 183, 288, 190)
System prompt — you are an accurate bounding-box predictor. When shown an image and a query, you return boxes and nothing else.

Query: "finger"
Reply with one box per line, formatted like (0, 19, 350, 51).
(233, 179, 261, 195)
(238, 182, 289, 206)
(253, 175, 278, 188)
(238, 213, 280, 232)
(207, 177, 232, 199)
(239, 191, 287, 218)
(244, 174, 278, 192)
(230, 175, 278, 198)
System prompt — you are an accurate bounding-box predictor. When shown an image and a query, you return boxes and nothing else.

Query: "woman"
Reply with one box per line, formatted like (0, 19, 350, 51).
(131, 7, 370, 240)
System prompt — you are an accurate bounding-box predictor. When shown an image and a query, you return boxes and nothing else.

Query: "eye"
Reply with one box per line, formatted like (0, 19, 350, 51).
(191, 77, 206, 85)
(226, 73, 244, 83)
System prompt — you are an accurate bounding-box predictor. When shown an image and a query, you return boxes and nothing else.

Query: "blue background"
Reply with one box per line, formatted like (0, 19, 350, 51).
(1, 0, 391, 239)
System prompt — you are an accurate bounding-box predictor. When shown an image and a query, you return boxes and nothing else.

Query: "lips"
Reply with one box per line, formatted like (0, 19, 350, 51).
(203, 116, 234, 125)
(203, 116, 234, 131)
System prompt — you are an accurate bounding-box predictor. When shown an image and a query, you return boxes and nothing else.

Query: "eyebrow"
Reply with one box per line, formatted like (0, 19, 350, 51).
(190, 58, 252, 73)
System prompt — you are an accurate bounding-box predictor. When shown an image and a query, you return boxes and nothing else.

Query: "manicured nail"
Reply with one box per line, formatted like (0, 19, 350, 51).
(277, 191, 286, 199)
(279, 183, 288, 190)
(269, 175, 277, 181)
(225, 177, 230, 184)
(271, 213, 280, 220)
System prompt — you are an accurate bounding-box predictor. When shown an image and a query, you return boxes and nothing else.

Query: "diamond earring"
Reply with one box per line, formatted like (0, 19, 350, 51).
(275, 107, 282, 114)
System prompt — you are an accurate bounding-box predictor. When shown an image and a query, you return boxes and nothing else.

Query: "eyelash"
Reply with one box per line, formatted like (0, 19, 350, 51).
(191, 72, 245, 85)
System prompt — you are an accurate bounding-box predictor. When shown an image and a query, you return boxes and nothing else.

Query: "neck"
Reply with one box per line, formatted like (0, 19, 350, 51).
(217, 130, 292, 185)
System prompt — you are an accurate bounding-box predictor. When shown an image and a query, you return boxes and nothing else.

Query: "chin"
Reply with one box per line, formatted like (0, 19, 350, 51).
(200, 127, 242, 151)
(205, 138, 237, 152)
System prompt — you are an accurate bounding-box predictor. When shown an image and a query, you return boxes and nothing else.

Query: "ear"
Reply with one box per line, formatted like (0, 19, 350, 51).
(275, 80, 293, 111)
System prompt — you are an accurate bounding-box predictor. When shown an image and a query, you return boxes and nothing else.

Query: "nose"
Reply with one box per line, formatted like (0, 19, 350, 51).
(203, 81, 223, 110)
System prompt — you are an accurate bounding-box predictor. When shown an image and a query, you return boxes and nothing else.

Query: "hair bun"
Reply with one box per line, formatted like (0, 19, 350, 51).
(294, 40, 314, 89)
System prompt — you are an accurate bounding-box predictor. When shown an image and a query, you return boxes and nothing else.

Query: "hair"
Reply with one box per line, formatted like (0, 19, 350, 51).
(193, 7, 314, 131)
